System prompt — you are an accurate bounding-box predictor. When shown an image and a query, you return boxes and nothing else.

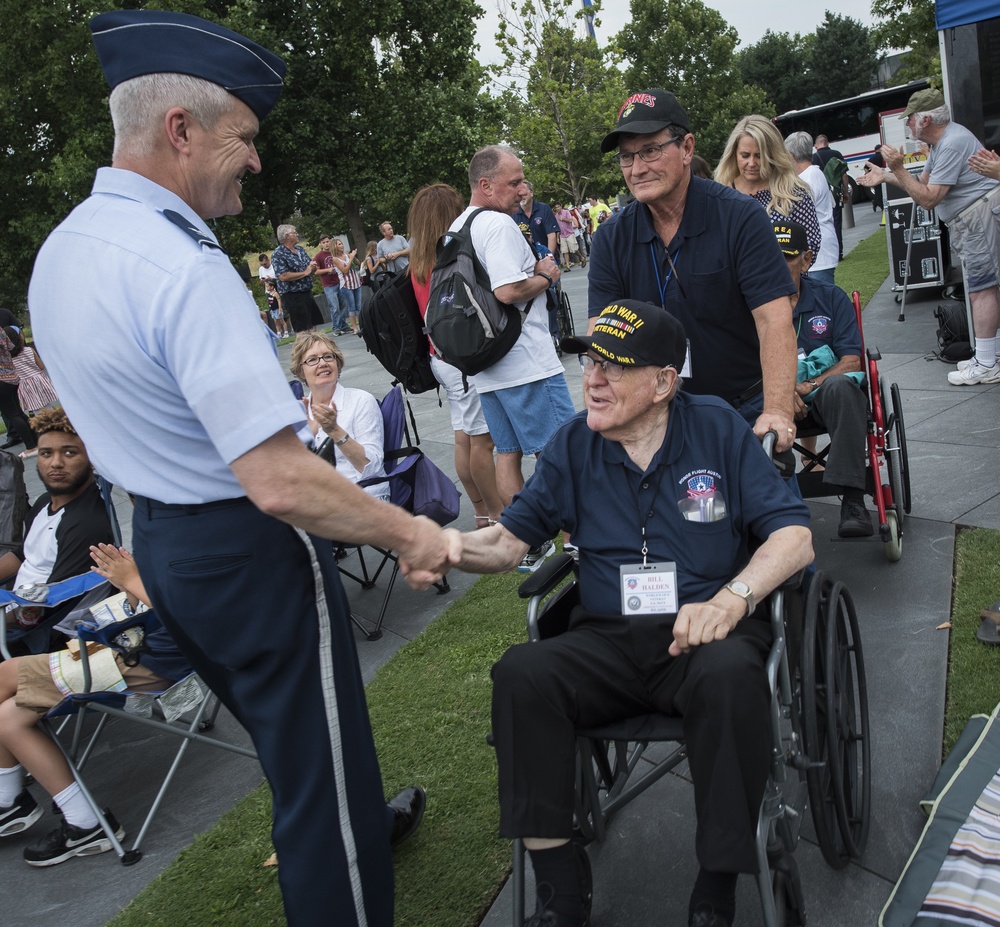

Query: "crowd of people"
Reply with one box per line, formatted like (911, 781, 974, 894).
(3, 9, 999, 927)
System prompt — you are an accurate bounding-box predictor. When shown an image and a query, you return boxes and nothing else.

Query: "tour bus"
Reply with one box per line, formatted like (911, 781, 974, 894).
(774, 78, 931, 200)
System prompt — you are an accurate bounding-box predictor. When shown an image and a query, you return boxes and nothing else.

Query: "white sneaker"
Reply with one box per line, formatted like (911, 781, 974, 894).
(956, 355, 1000, 371)
(948, 360, 1000, 385)
(517, 539, 555, 572)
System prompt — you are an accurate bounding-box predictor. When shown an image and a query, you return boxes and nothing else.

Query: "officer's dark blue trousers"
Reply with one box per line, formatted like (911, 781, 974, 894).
(132, 495, 392, 927)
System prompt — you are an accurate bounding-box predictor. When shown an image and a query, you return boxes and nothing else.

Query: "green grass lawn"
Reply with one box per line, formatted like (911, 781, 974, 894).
(835, 223, 889, 310)
(944, 528, 1000, 755)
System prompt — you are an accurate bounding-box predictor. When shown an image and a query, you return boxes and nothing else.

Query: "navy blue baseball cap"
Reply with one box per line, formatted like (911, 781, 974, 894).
(89, 10, 286, 121)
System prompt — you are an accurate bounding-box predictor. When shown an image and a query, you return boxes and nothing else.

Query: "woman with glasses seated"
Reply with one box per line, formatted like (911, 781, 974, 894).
(714, 114, 822, 258)
(290, 333, 390, 500)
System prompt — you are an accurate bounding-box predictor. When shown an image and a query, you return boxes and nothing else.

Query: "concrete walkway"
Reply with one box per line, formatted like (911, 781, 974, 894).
(5, 206, 996, 927)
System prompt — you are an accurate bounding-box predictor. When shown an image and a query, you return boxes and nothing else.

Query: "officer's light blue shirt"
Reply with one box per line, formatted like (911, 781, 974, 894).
(29, 167, 307, 503)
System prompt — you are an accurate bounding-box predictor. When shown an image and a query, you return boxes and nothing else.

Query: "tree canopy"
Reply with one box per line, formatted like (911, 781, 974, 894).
(1, 0, 493, 313)
(615, 0, 772, 162)
(493, 0, 625, 205)
(871, 0, 941, 85)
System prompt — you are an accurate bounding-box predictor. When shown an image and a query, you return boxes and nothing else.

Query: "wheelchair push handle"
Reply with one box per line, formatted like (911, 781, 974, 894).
(761, 430, 778, 462)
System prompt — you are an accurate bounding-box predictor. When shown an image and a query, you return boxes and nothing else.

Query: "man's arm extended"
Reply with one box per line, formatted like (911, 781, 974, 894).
(450, 523, 529, 574)
(752, 296, 798, 451)
(231, 428, 459, 584)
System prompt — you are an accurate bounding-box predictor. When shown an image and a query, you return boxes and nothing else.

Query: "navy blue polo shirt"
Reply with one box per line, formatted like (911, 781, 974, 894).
(587, 176, 795, 401)
(513, 200, 560, 252)
(794, 277, 861, 358)
(500, 392, 809, 614)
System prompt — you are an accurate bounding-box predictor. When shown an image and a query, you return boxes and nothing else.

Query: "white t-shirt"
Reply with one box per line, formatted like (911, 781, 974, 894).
(258, 264, 276, 282)
(799, 164, 839, 272)
(449, 207, 563, 394)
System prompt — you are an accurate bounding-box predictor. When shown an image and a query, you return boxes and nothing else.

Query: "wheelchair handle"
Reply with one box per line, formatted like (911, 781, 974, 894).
(761, 430, 778, 463)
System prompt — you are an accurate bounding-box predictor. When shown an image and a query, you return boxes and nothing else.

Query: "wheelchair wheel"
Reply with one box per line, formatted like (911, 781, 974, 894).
(884, 510, 903, 563)
(801, 573, 871, 869)
(888, 382, 911, 515)
(558, 289, 575, 341)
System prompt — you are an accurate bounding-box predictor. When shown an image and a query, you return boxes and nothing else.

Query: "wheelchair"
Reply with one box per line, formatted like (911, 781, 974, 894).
(794, 291, 911, 562)
(506, 554, 871, 927)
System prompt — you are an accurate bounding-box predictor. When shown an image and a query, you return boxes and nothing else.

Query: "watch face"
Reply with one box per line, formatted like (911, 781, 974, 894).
(730, 581, 750, 596)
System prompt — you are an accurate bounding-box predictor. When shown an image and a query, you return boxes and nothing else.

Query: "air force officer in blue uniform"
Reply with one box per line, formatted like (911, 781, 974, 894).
(28, 11, 457, 926)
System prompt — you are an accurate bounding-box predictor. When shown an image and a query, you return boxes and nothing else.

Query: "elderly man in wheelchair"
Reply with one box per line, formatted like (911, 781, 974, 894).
(452, 301, 813, 927)
(774, 220, 872, 539)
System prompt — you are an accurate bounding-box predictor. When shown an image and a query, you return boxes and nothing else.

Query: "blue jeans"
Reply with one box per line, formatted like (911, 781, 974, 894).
(338, 286, 363, 327)
(323, 285, 346, 330)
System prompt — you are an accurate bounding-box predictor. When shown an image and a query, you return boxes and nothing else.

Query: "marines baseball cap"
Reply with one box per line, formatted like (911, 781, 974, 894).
(601, 89, 691, 154)
(561, 300, 686, 369)
(90, 10, 287, 121)
(900, 88, 945, 119)
(774, 220, 810, 257)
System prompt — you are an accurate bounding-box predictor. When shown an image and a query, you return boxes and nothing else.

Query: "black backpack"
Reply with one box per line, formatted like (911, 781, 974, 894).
(934, 302, 973, 362)
(424, 208, 523, 377)
(358, 269, 439, 393)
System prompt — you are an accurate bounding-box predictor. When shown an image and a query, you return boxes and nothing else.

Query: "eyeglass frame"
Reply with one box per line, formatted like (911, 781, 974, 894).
(613, 135, 683, 168)
(303, 352, 338, 367)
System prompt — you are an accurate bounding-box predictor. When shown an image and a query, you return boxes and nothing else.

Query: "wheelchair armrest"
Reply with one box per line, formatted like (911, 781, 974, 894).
(518, 552, 575, 599)
(779, 568, 806, 591)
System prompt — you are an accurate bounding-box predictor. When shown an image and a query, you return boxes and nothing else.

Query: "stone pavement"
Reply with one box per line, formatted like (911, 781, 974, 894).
(5, 206, 998, 927)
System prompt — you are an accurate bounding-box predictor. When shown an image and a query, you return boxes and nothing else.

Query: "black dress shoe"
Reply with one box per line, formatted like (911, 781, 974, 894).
(1, 437, 22, 450)
(388, 785, 425, 848)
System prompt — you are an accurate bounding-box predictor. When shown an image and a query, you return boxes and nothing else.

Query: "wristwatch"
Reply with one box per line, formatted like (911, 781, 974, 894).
(724, 580, 756, 616)
(335, 434, 350, 447)
(538, 271, 554, 284)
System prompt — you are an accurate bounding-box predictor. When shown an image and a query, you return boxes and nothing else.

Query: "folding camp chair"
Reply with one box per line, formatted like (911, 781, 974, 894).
(37, 607, 257, 865)
(337, 385, 457, 640)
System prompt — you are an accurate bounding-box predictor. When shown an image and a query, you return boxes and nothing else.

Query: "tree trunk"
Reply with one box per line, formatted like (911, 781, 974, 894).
(344, 198, 368, 252)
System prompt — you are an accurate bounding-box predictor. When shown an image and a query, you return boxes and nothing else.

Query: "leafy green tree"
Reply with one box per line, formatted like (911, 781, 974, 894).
(493, 0, 625, 204)
(802, 11, 878, 106)
(615, 0, 772, 162)
(871, 0, 941, 85)
(735, 30, 811, 117)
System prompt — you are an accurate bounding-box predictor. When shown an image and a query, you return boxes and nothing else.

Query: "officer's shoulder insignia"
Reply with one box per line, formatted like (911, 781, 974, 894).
(161, 209, 223, 251)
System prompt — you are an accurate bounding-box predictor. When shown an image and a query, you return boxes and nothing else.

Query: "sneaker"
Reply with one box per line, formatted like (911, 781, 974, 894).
(0, 790, 43, 837)
(518, 539, 555, 572)
(562, 542, 579, 560)
(838, 496, 874, 538)
(957, 355, 1000, 371)
(23, 809, 124, 867)
(948, 360, 1000, 385)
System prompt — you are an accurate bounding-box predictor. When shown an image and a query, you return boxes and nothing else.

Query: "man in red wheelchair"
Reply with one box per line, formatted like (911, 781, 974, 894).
(774, 220, 873, 538)
(451, 301, 814, 927)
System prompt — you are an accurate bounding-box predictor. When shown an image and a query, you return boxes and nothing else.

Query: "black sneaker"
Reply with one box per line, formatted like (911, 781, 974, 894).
(23, 809, 124, 867)
(838, 496, 874, 538)
(0, 789, 42, 837)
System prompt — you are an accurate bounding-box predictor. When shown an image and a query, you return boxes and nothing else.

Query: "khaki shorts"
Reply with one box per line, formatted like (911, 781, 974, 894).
(559, 235, 579, 255)
(16, 651, 171, 716)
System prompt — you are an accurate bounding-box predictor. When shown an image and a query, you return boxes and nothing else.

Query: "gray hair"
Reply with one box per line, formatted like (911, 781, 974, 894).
(920, 105, 951, 126)
(110, 73, 236, 161)
(523, 180, 534, 193)
(469, 145, 518, 189)
(784, 131, 814, 163)
(276, 224, 296, 242)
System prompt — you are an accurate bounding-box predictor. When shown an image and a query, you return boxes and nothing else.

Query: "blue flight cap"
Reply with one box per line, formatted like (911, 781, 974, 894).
(89, 9, 286, 121)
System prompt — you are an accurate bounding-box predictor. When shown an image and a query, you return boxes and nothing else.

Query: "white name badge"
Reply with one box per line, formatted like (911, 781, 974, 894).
(620, 562, 679, 616)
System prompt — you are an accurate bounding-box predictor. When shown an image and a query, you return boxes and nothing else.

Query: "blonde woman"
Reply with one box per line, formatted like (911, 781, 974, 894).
(331, 239, 363, 336)
(715, 114, 822, 255)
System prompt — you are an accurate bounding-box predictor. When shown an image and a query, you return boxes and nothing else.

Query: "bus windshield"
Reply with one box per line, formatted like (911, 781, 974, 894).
(774, 79, 931, 189)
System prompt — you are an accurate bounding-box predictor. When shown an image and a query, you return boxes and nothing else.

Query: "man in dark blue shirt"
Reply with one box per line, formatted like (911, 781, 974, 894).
(514, 181, 562, 342)
(589, 88, 799, 455)
(451, 301, 813, 927)
(775, 220, 872, 537)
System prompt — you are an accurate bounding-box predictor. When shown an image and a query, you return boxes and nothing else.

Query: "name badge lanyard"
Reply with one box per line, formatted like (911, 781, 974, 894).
(650, 241, 686, 306)
(635, 466, 668, 566)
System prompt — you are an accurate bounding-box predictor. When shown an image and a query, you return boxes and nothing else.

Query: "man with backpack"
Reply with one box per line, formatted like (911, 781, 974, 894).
(812, 135, 849, 261)
(448, 145, 576, 569)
